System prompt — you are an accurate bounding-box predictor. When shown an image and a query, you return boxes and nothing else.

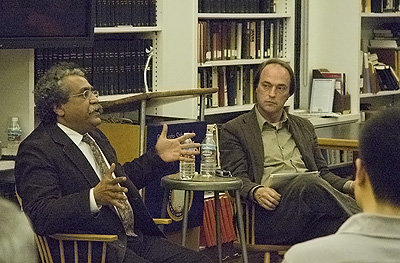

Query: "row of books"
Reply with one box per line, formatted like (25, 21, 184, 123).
(361, 0, 400, 13)
(200, 194, 236, 248)
(95, 0, 157, 27)
(35, 38, 153, 95)
(321, 149, 354, 166)
(199, 0, 276, 13)
(198, 65, 258, 108)
(198, 20, 284, 63)
(362, 52, 400, 94)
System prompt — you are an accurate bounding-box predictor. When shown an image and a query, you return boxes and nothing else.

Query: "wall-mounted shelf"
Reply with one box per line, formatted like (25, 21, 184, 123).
(205, 104, 254, 115)
(360, 90, 400, 98)
(100, 88, 218, 113)
(198, 58, 291, 67)
(305, 113, 360, 128)
(94, 26, 161, 34)
(198, 13, 291, 19)
(361, 12, 400, 18)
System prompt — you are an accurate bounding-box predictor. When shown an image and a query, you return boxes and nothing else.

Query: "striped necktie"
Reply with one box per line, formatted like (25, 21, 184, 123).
(82, 134, 136, 236)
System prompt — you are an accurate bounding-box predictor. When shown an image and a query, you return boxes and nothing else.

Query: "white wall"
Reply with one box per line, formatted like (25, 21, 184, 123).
(300, 0, 361, 115)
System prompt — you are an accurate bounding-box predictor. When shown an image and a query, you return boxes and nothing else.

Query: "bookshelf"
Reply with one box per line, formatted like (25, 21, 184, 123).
(360, 2, 400, 113)
(197, 0, 295, 116)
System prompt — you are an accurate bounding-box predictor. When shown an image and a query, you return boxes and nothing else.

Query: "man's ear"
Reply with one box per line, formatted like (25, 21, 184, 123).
(53, 104, 65, 117)
(355, 158, 367, 185)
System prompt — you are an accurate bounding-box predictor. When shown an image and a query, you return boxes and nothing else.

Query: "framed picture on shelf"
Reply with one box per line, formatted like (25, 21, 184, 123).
(310, 78, 336, 114)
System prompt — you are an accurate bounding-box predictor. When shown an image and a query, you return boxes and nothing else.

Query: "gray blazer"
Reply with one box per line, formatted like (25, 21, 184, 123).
(220, 106, 348, 198)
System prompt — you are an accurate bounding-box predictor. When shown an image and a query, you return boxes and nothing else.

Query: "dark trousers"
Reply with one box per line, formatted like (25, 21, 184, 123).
(123, 234, 212, 263)
(254, 175, 361, 245)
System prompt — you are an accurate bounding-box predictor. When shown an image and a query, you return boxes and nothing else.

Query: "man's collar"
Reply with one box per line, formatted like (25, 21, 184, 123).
(255, 105, 288, 131)
(57, 123, 84, 146)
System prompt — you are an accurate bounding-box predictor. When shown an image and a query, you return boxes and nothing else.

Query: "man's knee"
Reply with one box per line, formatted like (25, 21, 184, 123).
(290, 175, 327, 193)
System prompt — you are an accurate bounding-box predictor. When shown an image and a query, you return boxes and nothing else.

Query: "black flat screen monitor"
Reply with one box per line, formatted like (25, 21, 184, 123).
(0, 0, 95, 49)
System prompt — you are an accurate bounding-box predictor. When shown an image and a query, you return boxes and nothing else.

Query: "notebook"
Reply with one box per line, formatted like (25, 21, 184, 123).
(265, 171, 320, 188)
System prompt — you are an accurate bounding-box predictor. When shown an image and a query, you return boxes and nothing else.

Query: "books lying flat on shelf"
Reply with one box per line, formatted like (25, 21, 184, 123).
(265, 171, 320, 188)
(369, 39, 398, 49)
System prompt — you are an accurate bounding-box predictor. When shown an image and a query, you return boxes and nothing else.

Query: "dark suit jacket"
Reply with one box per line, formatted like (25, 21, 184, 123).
(220, 107, 348, 199)
(15, 123, 172, 262)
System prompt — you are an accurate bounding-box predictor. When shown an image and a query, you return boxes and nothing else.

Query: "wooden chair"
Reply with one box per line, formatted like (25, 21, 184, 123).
(16, 193, 118, 263)
(230, 198, 291, 263)
(16, 193, 171, 263)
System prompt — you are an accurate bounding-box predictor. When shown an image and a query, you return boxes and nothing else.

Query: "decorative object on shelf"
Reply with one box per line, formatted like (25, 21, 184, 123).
(144, 46, 154, 93)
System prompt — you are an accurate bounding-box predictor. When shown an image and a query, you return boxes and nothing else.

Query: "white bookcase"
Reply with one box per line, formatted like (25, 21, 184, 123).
(145, 0, 296, 119)
(200, 0, 295, 116)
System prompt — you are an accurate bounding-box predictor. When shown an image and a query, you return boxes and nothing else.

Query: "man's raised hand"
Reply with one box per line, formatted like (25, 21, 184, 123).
(93, 163, 128, 209)
(155, 124, 200, 163)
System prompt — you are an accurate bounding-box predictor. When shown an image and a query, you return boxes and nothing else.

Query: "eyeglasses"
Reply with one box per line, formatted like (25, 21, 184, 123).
(71, 89, 99, 99)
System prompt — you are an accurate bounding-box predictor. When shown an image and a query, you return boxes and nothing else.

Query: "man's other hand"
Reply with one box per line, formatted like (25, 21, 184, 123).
(93, 163, 128, 209)
(155, 124, 201, 163)
(254, 186, 281, 211)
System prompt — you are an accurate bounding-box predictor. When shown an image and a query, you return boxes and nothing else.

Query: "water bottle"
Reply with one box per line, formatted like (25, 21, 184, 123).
(7, 117, 22, 156)
(179, 133, 195, 180)
(200, 133, 217, 177)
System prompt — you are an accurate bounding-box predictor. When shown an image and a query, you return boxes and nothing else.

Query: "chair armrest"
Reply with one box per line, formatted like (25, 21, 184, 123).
(49, 234, 118, 242)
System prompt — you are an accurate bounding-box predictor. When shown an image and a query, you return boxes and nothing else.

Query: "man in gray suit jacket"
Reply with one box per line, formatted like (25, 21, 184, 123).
(15, 62, 212, 263)
(220, 59, 360, 245)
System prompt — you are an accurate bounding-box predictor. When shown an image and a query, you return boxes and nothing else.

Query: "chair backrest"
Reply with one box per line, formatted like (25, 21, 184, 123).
(229, 195, 291, 263)
(16, 192, 118, 263)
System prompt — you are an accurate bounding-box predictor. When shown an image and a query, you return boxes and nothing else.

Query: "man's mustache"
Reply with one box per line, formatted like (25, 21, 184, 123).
(89, 104, 103, 114)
